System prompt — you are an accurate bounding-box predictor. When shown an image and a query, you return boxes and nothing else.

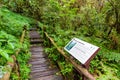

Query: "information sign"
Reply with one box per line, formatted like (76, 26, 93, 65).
(64, 38, 100, 64)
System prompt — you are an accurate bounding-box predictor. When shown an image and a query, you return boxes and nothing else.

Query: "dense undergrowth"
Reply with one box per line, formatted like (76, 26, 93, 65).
(0, 7, 34, 79)
(0, 0, 120, 80)
(39, 0, 120, 80)
(41, 23, 120, 80)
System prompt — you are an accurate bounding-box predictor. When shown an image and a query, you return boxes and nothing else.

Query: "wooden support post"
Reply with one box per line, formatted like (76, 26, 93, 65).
(82, 62, 90, 80)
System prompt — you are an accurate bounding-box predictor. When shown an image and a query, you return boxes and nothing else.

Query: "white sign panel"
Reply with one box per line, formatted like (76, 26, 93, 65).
(64, 38, 99, 64)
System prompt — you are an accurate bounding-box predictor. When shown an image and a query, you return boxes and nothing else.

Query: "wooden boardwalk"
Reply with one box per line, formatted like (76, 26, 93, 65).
(29, 28, 63, 80)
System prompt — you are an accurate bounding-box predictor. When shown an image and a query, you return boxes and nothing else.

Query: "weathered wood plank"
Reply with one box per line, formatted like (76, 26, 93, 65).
(29, 31, 41, 39)
(29, 28, 37, 31)
(30, 39, 43, 44)
(31, 75, 63, 80)
(30, 51, 45, 55)
(31, 54, 47, 58)
(29, 61, 47, 64)
(30, 63, 49, 68)
(30, 47, 44, 52)
(30, 69, 59, 78)
(31, 67, 57, 73)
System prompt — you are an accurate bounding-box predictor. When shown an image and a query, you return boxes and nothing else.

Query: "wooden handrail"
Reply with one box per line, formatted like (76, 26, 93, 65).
(16, 29, 26, 55)
(44, 32, 95, 80)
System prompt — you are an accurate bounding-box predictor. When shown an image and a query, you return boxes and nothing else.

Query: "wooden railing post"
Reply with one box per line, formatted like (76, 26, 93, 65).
(82, 61, 90, 80)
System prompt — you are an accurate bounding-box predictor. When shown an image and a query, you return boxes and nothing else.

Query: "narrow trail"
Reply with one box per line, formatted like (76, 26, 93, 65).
(28, 27, 63, 80)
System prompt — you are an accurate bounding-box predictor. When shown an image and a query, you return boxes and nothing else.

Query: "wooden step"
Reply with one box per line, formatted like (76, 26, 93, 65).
(29, 31, 41, 39)
(29, 28, 37, 31)
(30, 46, 44, 52)
(30, 39, 43, 44)
(31, 74, 63, 80)
(31, 54, 47, 58)
(30, 69, 59, 78)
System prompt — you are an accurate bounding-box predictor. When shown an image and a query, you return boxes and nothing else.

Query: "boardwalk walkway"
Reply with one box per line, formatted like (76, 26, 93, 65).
(28, 28, 63, 80)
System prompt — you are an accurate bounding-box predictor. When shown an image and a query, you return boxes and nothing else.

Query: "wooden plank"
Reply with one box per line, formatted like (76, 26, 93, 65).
(31, 54, 45, 57)
(30, 69, 59, 78)
(30, 67, 56, 73)
(31, 54, 46, 58)
(29, 60, 47, 65)
(30, 47, 44, 52)
(31, 53, 46, 55)
(30, 39, 43, 44)
(29, 28, 37, 31)
(30, 63, 50, 68)
(30, 49, 43, 52)
(30, 51, 45, 54)
(29, 31, 41, 39)
(31, 75, 63, 80)
(30, 45, 43, 47)
(29, 58, 47, 62)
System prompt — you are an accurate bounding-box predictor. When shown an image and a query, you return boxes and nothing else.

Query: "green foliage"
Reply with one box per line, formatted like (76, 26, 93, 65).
(0, 7, 33, 37)
(10, 73, 19, 80)
(16, 51, 31, 80)
(0, 65, 11, 78)
(60, 62, 73, 75)
(10, 36, 31, 80)
(0, 7, 33, 79)
(2, 0, 46, 20)
(41, 0, 120, 79)
(0, 7, 32, 65)
(96, 63, 119, 80)
(44, 46, 73, 79)
(0, 31, 20, 63)
(45, 47, 61, 61)
(1, 0, 120, 79)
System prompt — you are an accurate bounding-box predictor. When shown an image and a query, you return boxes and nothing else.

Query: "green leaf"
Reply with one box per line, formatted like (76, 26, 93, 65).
(7, 42, 14, 50)
(0, 49, 9, 60)
(0, 39, 6, 42)
(5, 49, 13, 54)
(8, 57, 14, 62)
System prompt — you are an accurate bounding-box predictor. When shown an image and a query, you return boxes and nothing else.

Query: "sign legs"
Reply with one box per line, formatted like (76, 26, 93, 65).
(82, 75, 87, 80)
(82, 62, 90, 80)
